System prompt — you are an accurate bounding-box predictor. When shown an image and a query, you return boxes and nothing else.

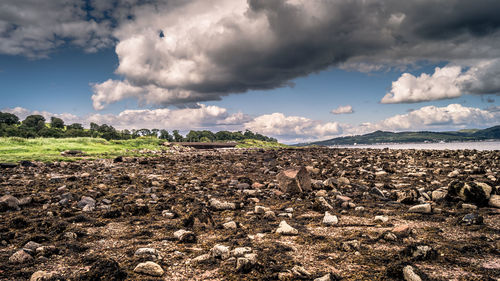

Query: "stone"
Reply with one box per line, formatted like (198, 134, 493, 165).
(264, 210, 276, 220)
(0, 195, 20, 211)
(341, 240, 360, 251)
(276, 220, 298, 235)
(447, 181, 492, 206)
(447, 170, 460, 178)
(392, 225, 411, 237)
(403, 265, 422, 281)
(236, 253, 257, 272)
(191, 253, 211, 264)
(77, 196, 96, 209)
(408, 204, 432, 214)
(314, 273, 334, 281)
(30, 271, 56, 281)
(255, 205, 269, 214)
(314, 197, 333, 211)
(489, 194, 500, 208)
(223, 221, 237, 229)
(210, 244, 230, 259)
(9, 249, 33, 264)
(173, 229, 196, 243)
(374, 215, 389, 223)
(277, 166, 311, 194)
(461, 213, 483, 225)
(462, 203, 477, 210)
(134, 261, 164, 276)
(231, 247, 252, 257)
(292, 265, 311, 278)
(135, 248, 159, 259)
(162, 210, 175, 218)
(322, 211, 338, 226)
(431, 190, 446, 201)
(23, 241, 42, 254)
(209, 198, 236, 210)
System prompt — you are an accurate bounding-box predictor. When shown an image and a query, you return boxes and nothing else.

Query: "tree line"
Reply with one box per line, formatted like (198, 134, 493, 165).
(0, 112, 277, 142)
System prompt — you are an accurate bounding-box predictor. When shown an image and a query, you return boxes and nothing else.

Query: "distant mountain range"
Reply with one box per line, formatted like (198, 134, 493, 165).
(299, 125, 500, 146)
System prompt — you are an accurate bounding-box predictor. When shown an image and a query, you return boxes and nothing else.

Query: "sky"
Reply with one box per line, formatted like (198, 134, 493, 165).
(1, 0, 500, 143)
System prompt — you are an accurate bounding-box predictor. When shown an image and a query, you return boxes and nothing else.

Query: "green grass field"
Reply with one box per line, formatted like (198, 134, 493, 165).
(0, 137, 288, 163)
(0, 137, 165, 163)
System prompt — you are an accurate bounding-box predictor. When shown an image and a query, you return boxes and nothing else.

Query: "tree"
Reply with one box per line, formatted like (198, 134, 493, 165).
(151, 128, 160, 137)
(39, 127, 63, 138)
(137, 128, 152, 137)
(50, 117, 64, 129)
(67, 123, 84, 130)
(159, 129, 173, 141)
(173, 130, 184, 142)
(0, 112, 19, 125)
(22, 115, 46, 131)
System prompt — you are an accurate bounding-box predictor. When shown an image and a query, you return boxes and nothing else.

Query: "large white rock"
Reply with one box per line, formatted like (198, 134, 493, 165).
(403, 265, 422, 281)
(322, 211, 339, 226)
(276, 220, 298, 235)
(134, 261, 164, 276)
(408, 204, 432, 214)
(489, 194, 500, 208)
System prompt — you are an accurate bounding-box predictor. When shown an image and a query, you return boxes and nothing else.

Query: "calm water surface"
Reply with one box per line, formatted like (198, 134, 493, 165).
(330, 141, 500, 151)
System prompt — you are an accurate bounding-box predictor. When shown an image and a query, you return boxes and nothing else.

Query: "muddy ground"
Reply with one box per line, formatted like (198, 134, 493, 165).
(1, 147, 499, 280)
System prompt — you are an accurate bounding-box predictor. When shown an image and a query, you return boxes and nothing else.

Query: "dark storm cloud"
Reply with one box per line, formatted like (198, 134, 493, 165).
(1, 0, 500, 107)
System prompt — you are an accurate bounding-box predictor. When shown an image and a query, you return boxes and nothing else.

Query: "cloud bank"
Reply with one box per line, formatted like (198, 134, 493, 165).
(5, 103, 497, 143)
(382, 59, 500, 103)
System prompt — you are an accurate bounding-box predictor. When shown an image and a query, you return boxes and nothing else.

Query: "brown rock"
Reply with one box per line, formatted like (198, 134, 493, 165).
(277, 166, 311, 194)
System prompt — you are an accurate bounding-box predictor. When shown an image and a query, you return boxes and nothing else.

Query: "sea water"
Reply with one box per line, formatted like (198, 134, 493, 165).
(330, 140, 500, 151)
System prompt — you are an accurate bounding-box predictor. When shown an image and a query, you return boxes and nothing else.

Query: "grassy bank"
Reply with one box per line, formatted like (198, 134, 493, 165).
(0, 137, 288, 163)
(0, 137, 164, 163)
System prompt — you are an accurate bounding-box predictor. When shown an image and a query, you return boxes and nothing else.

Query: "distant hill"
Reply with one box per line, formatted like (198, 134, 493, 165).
(299, 125, 500, 146)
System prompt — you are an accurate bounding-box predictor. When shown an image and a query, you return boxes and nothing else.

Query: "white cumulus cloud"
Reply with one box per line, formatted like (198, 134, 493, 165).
(331, 105, 354, 115)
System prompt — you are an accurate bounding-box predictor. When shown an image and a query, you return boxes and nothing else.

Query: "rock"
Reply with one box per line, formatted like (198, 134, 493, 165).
(374, 215, 389, 223)
(81, 258, 127, 280)
(322, 211, 338, 226)
(264, 210, 277, 220)
(9, 249, 33, 263)
(276, 220, 298, 235)
(277, 166, 311, 194)
(135, 248, 159, 259)
(384, 232, 398, 241)
(431, 190, 446, 201)
(461, 203, 477, 210)
(77, 196, 96, 209)
(162, 210, 175, 218)
(336, 195, 352, 202)
(236, 253, 257, 272)
(61, 150, 84, 156)
(392, 225, 411, 237)
(35, 246, 57, 257)
(223, 221, 237, 229)
(314, 197, 333, 211)
(370, 187, 386, 198)
(314, 274, 332, 281)
(447, 170, 460, 178)
(255, 205, 269, 214)
(23, 241, 42, 254)
(402, 245, 437, 260)
(134, 261, 164, 276)
(231, 247, 252, 257)
(0, 195, 20, 211)
(489, 194, 500, 208)
(447, 181, 492, 206)
(403, 265, 422, 281)
(292, 265, 311, 278)
(210, 244, 230, 259)
(408, 204, 431, 214)
(30, 271, 56, 281)
(209, 198, 236, 210)
(461, 213, 483, 225)
(341, 240, 360, 251)
(191, 253, 211, 264)
(173, 229, 196, 243)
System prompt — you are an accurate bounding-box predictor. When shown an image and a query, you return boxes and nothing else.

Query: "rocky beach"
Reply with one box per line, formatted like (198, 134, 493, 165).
(1, 147, 499, 280)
